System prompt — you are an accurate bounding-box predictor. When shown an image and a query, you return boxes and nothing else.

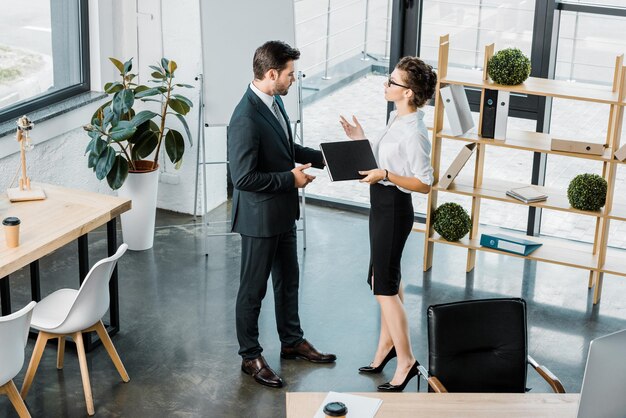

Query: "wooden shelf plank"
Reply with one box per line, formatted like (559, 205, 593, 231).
(442, 68, 622, 105)
(606, 200, 626, 221)
(433, 178, 611, 218)
(428, 226, 599, 271)
(437, 129, 617, 163)
(601, 249, 626, 277)
(412, 222, 426, 234)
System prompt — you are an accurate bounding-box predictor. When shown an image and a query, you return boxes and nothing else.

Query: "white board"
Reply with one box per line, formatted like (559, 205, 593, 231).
(199, 0, 299, 126)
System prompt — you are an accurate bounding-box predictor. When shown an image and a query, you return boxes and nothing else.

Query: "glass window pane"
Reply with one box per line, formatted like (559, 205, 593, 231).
(296, 0, 393, 205)
(421, 0, 535, 70)
(547, 10, 626, 249)
(0, 0, 83, 114)
(555, 11, 626, 84)
(295, 0, 390, 78)
(302, 74, 389, 205)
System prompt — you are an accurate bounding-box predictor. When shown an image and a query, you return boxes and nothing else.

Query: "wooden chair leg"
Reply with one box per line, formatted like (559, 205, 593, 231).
(20, 331, 52, 398)
(3, 380, 32, 418)
(92, 321, 130, 382)
(73, 332, 95, 416)
(57, 336, 66, 370)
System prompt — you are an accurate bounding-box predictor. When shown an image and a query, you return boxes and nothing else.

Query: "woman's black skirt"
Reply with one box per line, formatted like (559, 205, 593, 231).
(368, 183, 414, 295)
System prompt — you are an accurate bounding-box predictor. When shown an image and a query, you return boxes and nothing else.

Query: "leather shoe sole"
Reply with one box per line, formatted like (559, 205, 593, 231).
(241, 365, 284, 388)
(280, 353, 336, 363)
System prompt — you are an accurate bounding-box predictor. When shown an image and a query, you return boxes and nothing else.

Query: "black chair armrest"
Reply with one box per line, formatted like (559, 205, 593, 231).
(428, 376, 448, 393)
(417, 364, 448, 393)
(528, 355, 566, 393)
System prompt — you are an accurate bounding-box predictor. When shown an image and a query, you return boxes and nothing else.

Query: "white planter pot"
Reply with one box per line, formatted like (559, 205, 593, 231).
(117, 162, 160, 251)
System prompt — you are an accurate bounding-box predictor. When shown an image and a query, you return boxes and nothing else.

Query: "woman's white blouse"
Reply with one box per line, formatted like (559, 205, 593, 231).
(370, 109, 433, 193)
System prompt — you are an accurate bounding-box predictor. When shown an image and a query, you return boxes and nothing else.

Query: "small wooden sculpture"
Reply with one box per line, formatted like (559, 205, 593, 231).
(7, 116, 46, 202)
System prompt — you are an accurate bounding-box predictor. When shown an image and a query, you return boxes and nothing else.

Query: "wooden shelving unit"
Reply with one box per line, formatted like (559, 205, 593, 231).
(423, 35, 626, 304)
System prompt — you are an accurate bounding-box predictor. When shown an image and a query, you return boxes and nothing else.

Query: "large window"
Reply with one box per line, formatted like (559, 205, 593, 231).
(0, 0, 89, 123)
(295, 0, 626, 252)
(296, 0, 392, 203)
(541, 5, 626, 246)
(421, 0, 535, 70)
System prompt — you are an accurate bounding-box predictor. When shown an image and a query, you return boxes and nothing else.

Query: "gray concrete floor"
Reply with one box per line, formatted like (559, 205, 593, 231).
(2, 203, 626, 417)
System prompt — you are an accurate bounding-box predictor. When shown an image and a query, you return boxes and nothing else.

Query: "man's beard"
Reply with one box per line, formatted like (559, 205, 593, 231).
(275, 83, 291, 96)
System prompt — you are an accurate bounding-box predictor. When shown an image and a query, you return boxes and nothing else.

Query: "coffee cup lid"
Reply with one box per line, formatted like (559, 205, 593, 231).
(2, 217, 20, 226)
(323, 401, 347, 416)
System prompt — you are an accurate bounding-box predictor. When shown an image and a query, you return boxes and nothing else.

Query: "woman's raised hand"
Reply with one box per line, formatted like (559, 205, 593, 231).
(339, 115, 366, 140)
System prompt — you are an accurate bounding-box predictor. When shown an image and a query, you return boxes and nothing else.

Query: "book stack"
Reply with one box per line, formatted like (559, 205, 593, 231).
(506, 185, 548, 203)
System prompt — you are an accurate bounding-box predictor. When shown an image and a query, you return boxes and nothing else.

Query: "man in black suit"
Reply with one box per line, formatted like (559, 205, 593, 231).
(228, 41, 336, 388)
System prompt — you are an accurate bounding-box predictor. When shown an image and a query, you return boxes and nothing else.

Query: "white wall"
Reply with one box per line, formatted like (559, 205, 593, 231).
(0, 0, 227, 215)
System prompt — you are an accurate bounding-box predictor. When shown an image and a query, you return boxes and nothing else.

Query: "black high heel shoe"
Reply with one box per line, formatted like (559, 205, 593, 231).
(358, 347, 396, 374)
(376, 360, 420, 392)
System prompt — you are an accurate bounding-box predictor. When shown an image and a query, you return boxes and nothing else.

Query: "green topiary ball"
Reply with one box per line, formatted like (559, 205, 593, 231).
(487, 48, 531, 85)
(432, 202, 472, 242)
(567, 174, 607, 211)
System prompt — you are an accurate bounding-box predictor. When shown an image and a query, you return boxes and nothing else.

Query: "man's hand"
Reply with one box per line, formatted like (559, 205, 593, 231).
(292, 163, 316, 188)
(339, 115, 366, 140)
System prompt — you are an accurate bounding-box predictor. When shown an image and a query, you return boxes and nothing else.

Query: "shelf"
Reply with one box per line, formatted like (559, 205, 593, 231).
(424, 36, 626, 303)
(433, 178, 607, 217)
(434, 178, 626, 222)
(429, 226, 599, 272)
(601, 249, 626, 277)
(437, 129, 618, 163)
(412, 222, 426, 234)
(607, 207, 626, 222)
(442, 68, 623, 106)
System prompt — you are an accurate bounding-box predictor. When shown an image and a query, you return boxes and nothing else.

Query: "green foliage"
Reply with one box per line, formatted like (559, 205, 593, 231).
(0, 67, 21, 83)
(83, 57, 194, 189)
(487, 48, 531, 86)
(432, 202, 472, 242)
(567, 173, 607, 211)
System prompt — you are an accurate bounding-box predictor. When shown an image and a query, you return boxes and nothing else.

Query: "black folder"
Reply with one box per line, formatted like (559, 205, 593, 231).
(320, 140, 378, 181)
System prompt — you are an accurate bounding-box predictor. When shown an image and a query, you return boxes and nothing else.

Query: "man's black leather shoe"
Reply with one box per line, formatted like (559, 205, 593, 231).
(241, 355, 284, 388)
(280, 339, 336, 363)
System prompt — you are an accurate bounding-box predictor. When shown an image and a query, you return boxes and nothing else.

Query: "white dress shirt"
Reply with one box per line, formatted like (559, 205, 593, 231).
(249, 82, 274, 111)
(250, 82, 289, 137)
(370, 109, 433, 193)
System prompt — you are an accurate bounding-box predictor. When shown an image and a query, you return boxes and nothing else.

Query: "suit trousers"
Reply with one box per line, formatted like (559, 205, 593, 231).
(236, 226, 304, 359)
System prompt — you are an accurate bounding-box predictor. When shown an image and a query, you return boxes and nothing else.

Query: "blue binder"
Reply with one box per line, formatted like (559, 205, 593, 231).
(480, 233, 542, 256)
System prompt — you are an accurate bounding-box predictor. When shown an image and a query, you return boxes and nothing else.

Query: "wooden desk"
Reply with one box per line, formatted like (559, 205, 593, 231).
(286, 392, 580, 418)
(0, 183, 131, 350)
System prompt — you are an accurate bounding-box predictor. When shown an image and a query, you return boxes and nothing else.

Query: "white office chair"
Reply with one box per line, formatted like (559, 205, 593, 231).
(0, 301, 36, 418)
(20, 243, 130, 416)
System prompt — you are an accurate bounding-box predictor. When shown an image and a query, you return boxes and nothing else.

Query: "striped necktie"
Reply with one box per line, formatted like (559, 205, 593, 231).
(271, 98, 289, 138)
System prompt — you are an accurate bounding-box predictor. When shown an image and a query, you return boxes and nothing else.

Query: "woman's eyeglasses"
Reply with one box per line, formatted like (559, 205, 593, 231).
(386, 75, 409, 89)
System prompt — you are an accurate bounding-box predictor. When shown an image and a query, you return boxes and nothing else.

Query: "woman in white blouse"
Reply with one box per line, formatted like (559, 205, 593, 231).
(340, 56, 436, 392)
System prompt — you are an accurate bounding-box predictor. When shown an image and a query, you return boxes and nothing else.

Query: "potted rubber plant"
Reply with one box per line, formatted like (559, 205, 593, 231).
(84, 57, 193, 250)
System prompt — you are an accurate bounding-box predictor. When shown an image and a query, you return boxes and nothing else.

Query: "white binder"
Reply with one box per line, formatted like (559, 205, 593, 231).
(440, 84, 474, 136)
(614, 143, 626, 161)
(494, 90, 509, 140)
(551, 138, 605, 156)
(439, 143, 476, 189)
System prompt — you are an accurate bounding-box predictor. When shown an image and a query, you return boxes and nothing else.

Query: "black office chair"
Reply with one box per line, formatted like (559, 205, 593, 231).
(417, 298, 565, 393)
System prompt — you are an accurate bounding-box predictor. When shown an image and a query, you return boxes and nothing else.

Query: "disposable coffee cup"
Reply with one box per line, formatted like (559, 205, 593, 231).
(3, 217, 20, 248)
(323, 401, 348, 418)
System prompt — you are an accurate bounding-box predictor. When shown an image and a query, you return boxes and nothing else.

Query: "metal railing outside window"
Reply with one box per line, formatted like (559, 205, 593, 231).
(294, 0, 393, 79)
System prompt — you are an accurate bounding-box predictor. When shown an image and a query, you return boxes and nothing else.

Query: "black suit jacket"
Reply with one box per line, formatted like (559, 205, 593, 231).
(228, 87, 324, 237)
